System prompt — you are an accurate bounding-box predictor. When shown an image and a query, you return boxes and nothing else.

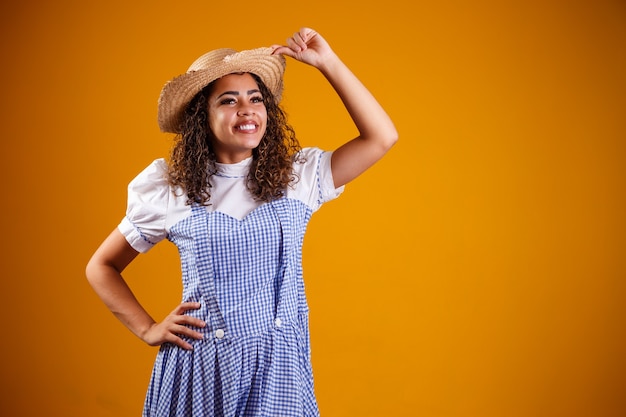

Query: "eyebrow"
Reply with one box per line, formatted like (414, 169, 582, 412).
(216, 89, 261, 99)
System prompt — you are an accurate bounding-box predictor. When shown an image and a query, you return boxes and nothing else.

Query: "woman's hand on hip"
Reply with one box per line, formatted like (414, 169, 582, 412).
(141, 302, 206, 350)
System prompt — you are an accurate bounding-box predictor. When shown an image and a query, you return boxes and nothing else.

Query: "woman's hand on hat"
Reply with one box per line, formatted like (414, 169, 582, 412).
(272, 27, 335, 69)
(141, 301, 206, 351)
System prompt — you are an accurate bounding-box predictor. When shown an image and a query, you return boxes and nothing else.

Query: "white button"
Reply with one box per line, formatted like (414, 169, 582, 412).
(215, 329, 225, 339)
(275, 318, 282, 327)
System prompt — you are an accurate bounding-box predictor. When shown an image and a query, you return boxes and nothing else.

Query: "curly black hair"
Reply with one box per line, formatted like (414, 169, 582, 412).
(167, 74, 302, 205)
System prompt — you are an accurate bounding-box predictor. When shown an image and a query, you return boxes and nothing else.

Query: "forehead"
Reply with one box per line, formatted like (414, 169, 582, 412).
(211, 73, 260, 94)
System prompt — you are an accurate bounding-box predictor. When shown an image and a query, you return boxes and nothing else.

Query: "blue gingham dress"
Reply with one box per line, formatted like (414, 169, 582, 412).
(118, 148, 343, 417)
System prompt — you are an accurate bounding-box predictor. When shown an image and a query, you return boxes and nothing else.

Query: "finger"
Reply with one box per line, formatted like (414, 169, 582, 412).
(292, 31, 307, 50)
(173, 302, 201, 314)
(300, 28, 319, 47)
(270, 45, 291, 57)
(173, 324, 204, 340)
(272, 43, 299, 60)
(299, 27, 313, 42)
(177, 315, 206, 329)
(170, 334, 194, 351)
(285, 35, 301, 52)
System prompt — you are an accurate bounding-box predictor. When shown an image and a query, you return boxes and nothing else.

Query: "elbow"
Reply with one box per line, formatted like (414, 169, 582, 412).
(85, 253, 111, 288)
(382, 126, 399, 151)
(367, 128, 398, 157)
(85, 256, 99, 287)
(389, 129, 399, 148)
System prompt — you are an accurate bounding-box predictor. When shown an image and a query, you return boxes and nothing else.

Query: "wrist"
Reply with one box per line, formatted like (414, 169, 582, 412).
(317, 52, 342, 76)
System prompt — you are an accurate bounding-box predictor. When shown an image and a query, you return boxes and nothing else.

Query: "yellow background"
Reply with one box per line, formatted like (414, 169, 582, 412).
(1, 0, 624, 416)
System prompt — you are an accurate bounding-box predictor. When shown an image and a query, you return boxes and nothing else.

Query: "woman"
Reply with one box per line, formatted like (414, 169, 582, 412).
(86, 27, 397, 417)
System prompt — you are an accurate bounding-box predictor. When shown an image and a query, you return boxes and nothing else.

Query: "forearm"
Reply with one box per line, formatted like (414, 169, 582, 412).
(317, 51, 398, 187)
(317, 53, 397, 148)
(86, 263, 156, 340)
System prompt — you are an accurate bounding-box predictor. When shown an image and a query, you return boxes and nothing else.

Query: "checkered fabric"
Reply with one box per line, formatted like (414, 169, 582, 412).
(142, 198, 319, 417)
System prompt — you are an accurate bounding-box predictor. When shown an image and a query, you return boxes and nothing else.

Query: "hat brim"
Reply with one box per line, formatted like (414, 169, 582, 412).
(157, 47, 286, 134)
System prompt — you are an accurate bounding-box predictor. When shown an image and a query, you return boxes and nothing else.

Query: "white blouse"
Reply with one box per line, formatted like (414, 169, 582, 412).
(118, 147, 344, 253)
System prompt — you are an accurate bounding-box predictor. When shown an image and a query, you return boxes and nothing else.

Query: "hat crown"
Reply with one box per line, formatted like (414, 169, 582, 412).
(187, 48, 237, 72)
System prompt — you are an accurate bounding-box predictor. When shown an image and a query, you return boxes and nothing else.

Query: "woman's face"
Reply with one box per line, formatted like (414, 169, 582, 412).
(207, 73, 268, 163)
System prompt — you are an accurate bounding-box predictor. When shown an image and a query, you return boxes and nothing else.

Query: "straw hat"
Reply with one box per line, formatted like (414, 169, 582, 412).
(157, 47, 286, 133)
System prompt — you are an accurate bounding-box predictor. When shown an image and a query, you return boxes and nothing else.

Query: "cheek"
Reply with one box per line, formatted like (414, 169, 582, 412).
(208, 110, 225, 132)
(260, 115, 269, 136)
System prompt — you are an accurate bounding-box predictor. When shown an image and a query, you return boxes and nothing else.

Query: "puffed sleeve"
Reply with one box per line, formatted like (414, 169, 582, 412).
(291, 147, 345, 211)
(117, 159, 170, 253)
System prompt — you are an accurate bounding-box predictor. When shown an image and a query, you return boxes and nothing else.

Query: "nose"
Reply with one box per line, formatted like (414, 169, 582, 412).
(237, 103, 255, 116)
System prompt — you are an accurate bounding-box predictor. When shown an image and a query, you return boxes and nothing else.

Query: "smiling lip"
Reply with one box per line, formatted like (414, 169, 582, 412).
(234, 122, 258, 132)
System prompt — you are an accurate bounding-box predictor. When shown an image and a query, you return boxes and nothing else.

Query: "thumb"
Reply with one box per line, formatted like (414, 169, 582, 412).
(270, 45, 295, 58)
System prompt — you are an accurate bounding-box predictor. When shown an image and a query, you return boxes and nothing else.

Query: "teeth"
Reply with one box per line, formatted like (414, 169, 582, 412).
(237, 124, 255, 131)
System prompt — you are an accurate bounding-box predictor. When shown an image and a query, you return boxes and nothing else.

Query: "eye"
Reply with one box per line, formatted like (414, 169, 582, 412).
(220, 97, 236, 105)
(251, 95, 264, 104)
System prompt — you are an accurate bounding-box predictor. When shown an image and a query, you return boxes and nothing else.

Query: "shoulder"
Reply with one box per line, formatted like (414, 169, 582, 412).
(287, 147, 344, 210)
(125, 158, 175, 213)
(129, 158, 168, 188)
(127, 158, 172, 199)
(292, 147, 328, 172)
(297, 146, 326, 161)
(119, 159, 172, 252)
